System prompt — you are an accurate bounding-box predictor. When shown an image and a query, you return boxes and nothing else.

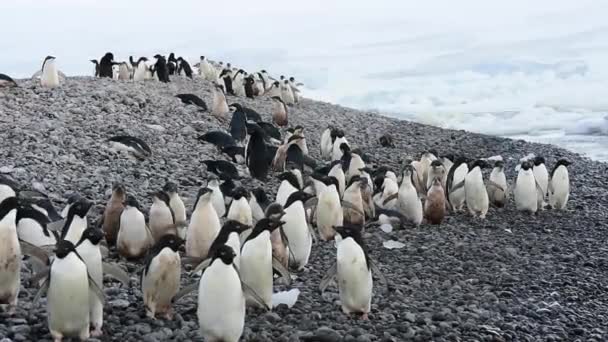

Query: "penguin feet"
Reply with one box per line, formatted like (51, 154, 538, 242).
(50, 330, 63, 342)
(90, 327, 103, 337)
(163, 307, 175, 320)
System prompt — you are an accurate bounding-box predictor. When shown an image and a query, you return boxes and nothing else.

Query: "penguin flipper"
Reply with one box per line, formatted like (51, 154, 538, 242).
(449, 180, 465, 194)
(319, 262, 337, 293)
(369, 260, 390, 293)
(19, 239, 50, 265)
(303, 197, 318, 211)
(241, 280, 270, 311)
(341, 200, 365, 217)
(192, 258, 213, 274)
(47, 218, 66, 232)
(173, 282, 199, 303)
(272, 256, 291, 285)
(486, 180, 505, 192)
(30, 275, 50, 315)
(279, 227, 297, 266)
(382, 193, 399, 206)
(88, 275, 105, 305)
(30, 266, 51, 287)
(102, 262, 130, 286)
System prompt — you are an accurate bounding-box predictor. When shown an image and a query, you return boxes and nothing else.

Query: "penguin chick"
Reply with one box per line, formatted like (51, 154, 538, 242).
(424, 177, 446, 225)
(141, 234, 183, 319)
(102, 183, 126, 246)
(271, 96, 288, 127)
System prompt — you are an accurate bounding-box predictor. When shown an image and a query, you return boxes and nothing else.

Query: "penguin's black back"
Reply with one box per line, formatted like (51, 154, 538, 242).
(247, 130, 269, 180)
(99, 53, 114, 78)
(230, 110, 247, 142)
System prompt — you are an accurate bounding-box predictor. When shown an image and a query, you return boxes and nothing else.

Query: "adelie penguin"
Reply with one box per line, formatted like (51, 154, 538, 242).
(60, 198, 93, 245)
(250, 188, 270, 222)
(0, 175, 18, 206)
(514, 161, 539, 214)
(312, 175, 343, 241)
(199, 130, 235, 150)
(101, 183, 126, 246)
(40, 56, 60, 88)
(199, 56, 216, 81)
(319, 224, 387, 320)
(272, 96, 288, 127)
(487, 160, 508, 207)
(117, 196, 151, 259)
(17, 201, 56, 247)
(132, 57, 149, 82)
(464, 159, 490, 218)
(0, 197, 21, 314)
(549, 159, 571, 210)
(108, 135, 152, 160)
(176, 94, 208, 111)
(163, 181, 187, 228)
(211, 83, 230, 119)
(118, 62, 130, 80)
(281, 79, 296, 105)
(176, 57, 193, 78)
(426, 160, 446, 192)
(392, 165, 423, 225)
(281, 191, 315, 270)
(99, 52, 116, 78)
(167, 53, 177, 75)
(446, 157, 469, 212)
(342, 176, 367, 226)
(229, 104, 248, 144)
(141, 234, 182, 319)
(207, 175, 226, 218)
(153, 55, 170, 83)
(227, 187, 253, 241)
(246, 123, 270, 180)
(533, 156, 549, 209)
(204, 220, 250, 271)
(203, 159, 239, 180)
(276, 170, 301, 206)
(148, 191, 176, 242)
(186, 187, 221, 259)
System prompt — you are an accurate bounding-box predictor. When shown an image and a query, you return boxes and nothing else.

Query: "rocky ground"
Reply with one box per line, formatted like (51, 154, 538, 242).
(0, 76, 607, 341)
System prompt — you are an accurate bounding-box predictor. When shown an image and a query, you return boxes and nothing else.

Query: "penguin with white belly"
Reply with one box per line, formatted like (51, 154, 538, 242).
(426, 160, 446, 192)
(163, 182, 187, 238)
(487, 160, 508, 208)
(342, 176, 367, 226)
(446, 157, 469, 212)
(117, 196, 151, 259)
(0, 197, 21, 314)
(250, 188, 271, 223)
(227, 187, 253, 232)
(276, 171, 301, 206)
(186, 187, 221, 260)
(40, 56, 61, 88)
(206, 220, 251, 270)
(207, 175, 226, 218)
(61, 198, 93, 245)
(532, 156, 549, 209)
(328, 160, 347, 198)
(16, 202, 56, 247)
(548, 159, 571, 210)
(0, 175, 18, 204)
(319, 224, 387, 320)
(313, 175, 344, 241)
(464, 159, 490, 218)
(394, 165, 423, 225)
(514, 161, 539, 214)
(141, 234, 183, 319)
(148, 191, 176, 242)
(320, 126, 335, 160)
(282, 191, 315, 271)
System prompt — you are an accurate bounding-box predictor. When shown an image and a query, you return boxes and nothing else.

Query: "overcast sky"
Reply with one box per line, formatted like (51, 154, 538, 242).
(2, 0, 605, 77)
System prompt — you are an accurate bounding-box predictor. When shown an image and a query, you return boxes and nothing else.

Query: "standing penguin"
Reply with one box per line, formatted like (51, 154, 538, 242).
(117, 196, 151, 259)
(232, 69, 246, 96)
(40, 56, 60, 88)
(176, 57, 193, 79)
(99, 53, 115, 78)
(246, 124, 270, 180)
(141, 234, 182, 319)
(281, 80, 295, 105)
(61, 198, 92, 245)
(533, 156, 549, 209)
(446, 157, 469, 212)
(0, 197, 20, 313)
(424, 177, 446, 225)
(163, 182, 187, 235)
(149, 191, 176, 242)
(153, 55, 170, 83)
(75, 228, 105, 337)
(199, 56, 216, 81)
(319, 224, 384, 320)
(320, 126, 334, 160)
(227, 187, 253, 232)
(272, 96, 288, 127)
(426, 160, 446, 192)
(487, 160, 508, 207)
(266, 81, 281, 98)
(118, 62, 130, 80)
(240, 218, 288, 309)
(282, 191, 314, 270)
(549, 159, 571, 210)
(514, 161, 538, 214)
(206, 220, 250, 270)
(395, 165, 423, 225)
(464, 159, 490, 218)
(17, 202, 56, 247)
(212, 84, 230, 118)
(102, 183, 126, 246)
(313, 175, 343, 241)
(342, 177, 367, 226)
(133, 57, 148, 82)
(197, 245, 246, 342)
(328, 160, 346, 198)
(186, 188, 221, 259)
(207, 176, 226, 218)
(244, 76, 256, 98)
(229, 106, 248, 144)
(276, 171, 301, 207)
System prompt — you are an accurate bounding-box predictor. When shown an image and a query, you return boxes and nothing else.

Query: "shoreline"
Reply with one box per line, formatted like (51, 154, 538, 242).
(1, 76, 607, 341)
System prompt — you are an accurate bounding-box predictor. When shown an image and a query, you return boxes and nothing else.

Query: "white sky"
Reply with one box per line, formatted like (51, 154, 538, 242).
(2, 0, 606, 77)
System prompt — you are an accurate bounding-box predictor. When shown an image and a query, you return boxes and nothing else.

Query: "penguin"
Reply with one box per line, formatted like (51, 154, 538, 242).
(176, 57, 193, 78)
(61, 198, 92, 245)
(0, 197, 20, 313)
(162, 182, 186, 224)
(16, 202, 56, 247)
(313, 175, 343, 240)
(319, 224, 386, 320)
(101, 183, 126, 246)
(99, 52, 115, 78)
(229, 105, 248, 144)
(232, 69, 246, 97)
(533, 156, 549, 209)
(264, 204, 289, 268)
(244, 76, 256, 99)
(117, 196, 151, 259)
(89, 60, 100, 77)
(0, 73, 17, 88)
(186, 187, 221, 259)
(220, 69, 235, 95)
(141, 234, 182, 319)
(212, 83, 230, 118)
(426, 160, 446, 192)
(40, 56, 60, 88)
(227, 187, 253, 228)
(327, 160, 346, 198)
(341, 144, 365, 182)
(153, 55, 170, 83)
(34, 239, 104, 341)
(118, 62, 130, 80)
(20, 193, 63, 223)
(133, 57, 148, 81)
(281, 80, 295, 105)
(250, 188, 270, 222)
(205, 220, 250, 271)
(276, 171, 301, 206)
(394, 165, 423, 225)
(240, 218, 289, 309)
(220, 179, 236, 206)
(440, 154, 454, 189)
(487, 160, 508, 207)
(176, 94, 208, 111)
(272, 96, 288, 127)
(148, 191, 176, 242)
(232, 103, 262, 122)
(108, 135, 152, 159)
(320, 126, 334, 160)
(375, 176, 399, 210)
(424, 177, 446, 225)
(197, 245, 246, 342)
(198, 131, 235, 149)
(342, 176, 367, 226)
(419, 151, 438, 189)
(168, 53, 177, 75)
(288, 77, 301, 104)
(207, 175, 226, 218)
(446, 157, 469, 212)
(0, 175, 18, 206)
(246, 123, 270, 180)
(266, 80, 281, 98)
(281, 191, 315, 270)
(514, 161, 539, 214)
(60, 193, 82, 218)
(199, 56, 216, 81)
(332, 134, 349, 161)
(464, 159, 490, 218)
(548, 159, 571, 210)
(203, 160, 239, 180)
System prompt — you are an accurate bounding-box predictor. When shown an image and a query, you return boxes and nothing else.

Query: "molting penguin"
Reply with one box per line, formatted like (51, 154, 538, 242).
(487, 160, 508, 207)
(141, 234, 182, 319)
(514, 161, 538, 214)
(99, 52, 115, 78)
(102, 183, 126, 246)
(533, 156, 549, 209)
(464, 159, 490, 218)
(212, 84, 230, 118)
(0, 197, 20, 313)
(424, 177, 446, 225)
(197, 245, 246, 342)
(163, 182, 187, 236)
(272, 96, 288, 127)
(61, 198, 92, 245)
(549, 159, 571, 210)
(117, 196, 151, 259)
(264, 203, 289, 268)
(148, 191, 176, 242)
(342, 176, 367, 226)
(186, 187, 221, 259)
(446, 157, 469, 212)
(40, 56, 60, 88)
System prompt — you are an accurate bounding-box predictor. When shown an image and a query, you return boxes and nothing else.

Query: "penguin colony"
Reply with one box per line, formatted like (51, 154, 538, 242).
(0, 53, 575, 341)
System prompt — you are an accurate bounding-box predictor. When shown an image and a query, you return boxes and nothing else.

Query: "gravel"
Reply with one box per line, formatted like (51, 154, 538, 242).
(1, 76, 607, 341)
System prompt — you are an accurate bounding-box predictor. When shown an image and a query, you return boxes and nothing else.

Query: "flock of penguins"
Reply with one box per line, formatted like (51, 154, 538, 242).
(0, 53, 574, 342)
